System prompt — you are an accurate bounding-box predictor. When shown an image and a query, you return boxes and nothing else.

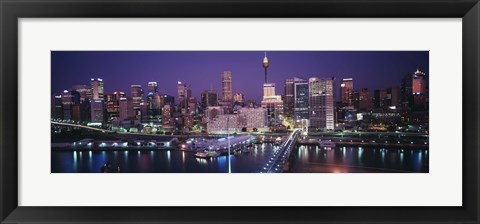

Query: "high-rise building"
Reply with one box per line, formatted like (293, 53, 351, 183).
(61, 90, 80, 121)
(340, 78, 354, 106)
(131, 84, 144, 103)
(119, 97, 135, 121)
(72, 84, 91, 103)
(261, 83, 284, 124)
(51, 95, 63, 119)
(90, 78, 104, 100)
(162, 104, 174, 131)
(308, 77, 335, 130)
(293, 77, 309, 125)
(411, 68, 428, 111)
(375, 87, 400, 109)
(90, 99, 105, 123)
(357, 88, 373, 112)
(177, 81, 191, 111)
(146, 92, 162, 117)
(201, 90, 218, 109)
(147, 82, 158, 93)
(233, 93, 245, 105)
(221, 71, 233, 103)
(163, 94, 175, 106)
(284, 79, 295, 120)
(188, 97, 197, 114)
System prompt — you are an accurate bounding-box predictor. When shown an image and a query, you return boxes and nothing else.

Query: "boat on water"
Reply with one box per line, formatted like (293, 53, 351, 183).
(194, 150, 221, 159)
(319, 140, 336, 148)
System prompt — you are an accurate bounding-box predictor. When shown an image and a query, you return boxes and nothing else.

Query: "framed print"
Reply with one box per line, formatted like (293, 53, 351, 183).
(1, 0, 479, 223)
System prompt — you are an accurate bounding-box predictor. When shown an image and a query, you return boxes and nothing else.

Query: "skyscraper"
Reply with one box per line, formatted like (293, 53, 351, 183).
(284, 79, 294, 120)
(340, 78, 354, 106)
(131, 84, 144, 106)
(61, 89, 80, 121)
(357, 88, 373, 112)
(308, 77, 335, 130)
(293, 77, 309, 125)
(178, 81, 191, 111)
(72, 84, 91, 103)
(90, 99, 105, 123)
(90, 78, 104, 100)
(221, 71, 233, 103)
(147, 82, 158, 93)
(201, 90, 218, 109)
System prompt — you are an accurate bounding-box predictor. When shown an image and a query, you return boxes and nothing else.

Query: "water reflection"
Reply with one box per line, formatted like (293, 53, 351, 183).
(51, 143, 428, 173)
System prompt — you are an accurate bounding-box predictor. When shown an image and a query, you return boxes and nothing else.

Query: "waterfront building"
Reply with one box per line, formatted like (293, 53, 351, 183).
(162, 104, 174, 131)
(260, 53, 284, 124)
(356, 88, 373, 112)
(177, 81, 191, 112)
(51, 94, 63, 119)
(308, 77, 335, 130)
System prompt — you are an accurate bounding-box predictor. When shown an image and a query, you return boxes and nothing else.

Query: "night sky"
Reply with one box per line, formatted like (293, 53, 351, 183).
(51, 51, 428, 102)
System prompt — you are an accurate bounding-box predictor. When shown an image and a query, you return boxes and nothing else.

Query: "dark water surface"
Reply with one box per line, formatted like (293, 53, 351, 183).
(51, 144, 428, 173)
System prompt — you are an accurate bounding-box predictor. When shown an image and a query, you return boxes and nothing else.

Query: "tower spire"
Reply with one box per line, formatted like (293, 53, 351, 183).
(262, 51, 269, 83)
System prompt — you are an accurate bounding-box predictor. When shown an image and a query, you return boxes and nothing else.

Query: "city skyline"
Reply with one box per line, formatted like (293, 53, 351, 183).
(52, 51, 429, 102)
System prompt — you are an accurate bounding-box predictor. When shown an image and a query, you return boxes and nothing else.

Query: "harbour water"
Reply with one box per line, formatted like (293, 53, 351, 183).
(51, 144, 428, 173)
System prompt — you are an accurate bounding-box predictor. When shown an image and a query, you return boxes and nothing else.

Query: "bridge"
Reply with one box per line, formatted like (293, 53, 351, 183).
(260, 129, 301, 173)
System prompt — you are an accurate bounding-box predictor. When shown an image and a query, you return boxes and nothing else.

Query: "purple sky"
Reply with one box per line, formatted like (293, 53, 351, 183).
(51, 51, 428, 102)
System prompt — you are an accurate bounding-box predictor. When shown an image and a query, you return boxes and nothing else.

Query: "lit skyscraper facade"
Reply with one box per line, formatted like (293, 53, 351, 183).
(308, 77, 335, 130)
(90, 78, 104, 100)
(147, 82, 158, 93)
(340, 78, 353, 106)
(284, 79, 295, 120)
(221, 71, 233, 103)
(293, 77, 309, 124)
(72, 84, 91, 103)
(177, 81, 191, 112)
(90, 99, 104, 123)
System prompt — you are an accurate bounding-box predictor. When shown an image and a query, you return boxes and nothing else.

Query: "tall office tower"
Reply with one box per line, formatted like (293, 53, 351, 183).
(411, 68, 427, 111)
(119, 97, 135, 121)
(61, 90, 80, 121)
(72, 84, 91, 103)
(147, 82, 158, 93)
(357, 88, 373, 112)
(261, 83, 284, 124)
(293, 77, 309, 125)
(131, 84, 144, 110)
(90, 78, 104, 100)
(401, 73, 413, 109)
(374, 89, 388, 109)
(188, 97, 196, 114)
(262, 52, 269, 83)
(340, 78, 354, 106)
(90, 99, 105, 123)
(308, 77, 335, 130)
(178, 81, 190, 110)
(233, 93, 245, 106)
(201, 90, 218, 109)
(51, 94, 63, 119)
(284, 79, 295, 120)
(162, 104, 174, 131)
(146, 92, 162, 117)
(221, 71, 233, 103)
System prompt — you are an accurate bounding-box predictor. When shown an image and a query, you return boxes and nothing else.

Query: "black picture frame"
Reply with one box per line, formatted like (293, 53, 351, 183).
(1, 0, 479, 223)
